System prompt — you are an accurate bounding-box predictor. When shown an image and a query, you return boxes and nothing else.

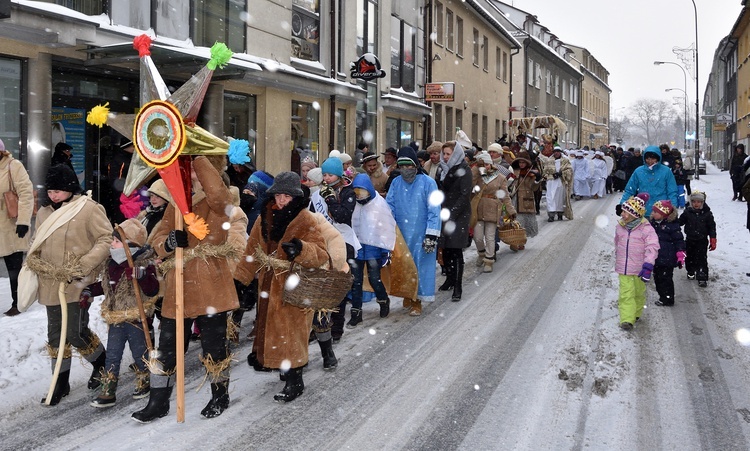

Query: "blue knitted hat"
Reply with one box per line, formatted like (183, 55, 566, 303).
(321, 157, 344, 177)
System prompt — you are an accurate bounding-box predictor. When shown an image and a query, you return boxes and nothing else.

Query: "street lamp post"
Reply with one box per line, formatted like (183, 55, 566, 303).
(665, 87, 688, 151)
(691, 0, 700, 180)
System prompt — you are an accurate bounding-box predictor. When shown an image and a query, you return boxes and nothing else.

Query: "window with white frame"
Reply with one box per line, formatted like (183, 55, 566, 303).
(456, 16, 464, 56)
(534, 63, 541, 89)
(473, 28, 479, 66)
(554, 75, 559, 97)
(562, 79, 567, 101)
(435, 1, 443, 46)
(482, 35, 488, 71)
(546, 69, 551, 93)
(446, 9, 454, 52)
(496, 47, 502, 79)
(527, 59, 534, 86)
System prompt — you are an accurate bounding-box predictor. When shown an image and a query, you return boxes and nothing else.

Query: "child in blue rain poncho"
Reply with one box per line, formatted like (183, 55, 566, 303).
(347, 174, 397, 328)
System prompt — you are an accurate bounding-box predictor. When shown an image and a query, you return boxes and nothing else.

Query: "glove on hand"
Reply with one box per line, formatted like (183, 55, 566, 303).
(676, 250, 686, 269)
(638, 262, 654, 283)
(15, 224, 29, 239)
(422, 235, 438, 253)
(164, 230, 188, 253)
(533, 171, 543, 182)
(552, 172, 560, 179)
(709, 238, 717, 251)
(320, 184, 336, 200)
(281, 238, 303, 261)
(615, 204, 623, 216)
(79, 289, 92, 310)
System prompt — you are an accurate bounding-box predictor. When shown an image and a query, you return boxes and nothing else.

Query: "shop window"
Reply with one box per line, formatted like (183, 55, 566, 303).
(336, 108, 347, 154)
(390, 16, 415, 93)
(111, 0, 150, 30)
(445, 106, 453, 142)
(434, 104, 443, 142)
(292, 0, 320, 61)
(223, 92, 257, 161)
(292, 101, 320, 164)
(37, 0, 104, 15)
(193, 0, 246, 52)
(0, 57, 20, 158)
(386, 118, 414, 149)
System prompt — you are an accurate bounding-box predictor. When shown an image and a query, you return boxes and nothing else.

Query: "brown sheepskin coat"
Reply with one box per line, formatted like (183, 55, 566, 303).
(33, 196, 113, 305)
(151, 156, 239, 319)
(235, 205, 329, 369)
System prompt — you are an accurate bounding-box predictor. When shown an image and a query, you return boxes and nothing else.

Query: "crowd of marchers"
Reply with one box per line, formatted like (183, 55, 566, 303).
(0, 130, 742, 422)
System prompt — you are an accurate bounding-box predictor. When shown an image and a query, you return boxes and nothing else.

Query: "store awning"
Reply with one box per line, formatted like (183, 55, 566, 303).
(82, 43, 261, 80)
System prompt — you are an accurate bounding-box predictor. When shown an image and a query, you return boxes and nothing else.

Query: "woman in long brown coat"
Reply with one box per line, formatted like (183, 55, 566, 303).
(472, 152, 516, 272)
(132, 156, 239, 423)
(235, 171, 329, 402)
(511, 151, 543, 241)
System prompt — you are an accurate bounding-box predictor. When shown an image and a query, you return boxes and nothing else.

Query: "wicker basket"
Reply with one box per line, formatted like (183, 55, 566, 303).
(283, 257, 354, 311)
(498, 220, 527, 247)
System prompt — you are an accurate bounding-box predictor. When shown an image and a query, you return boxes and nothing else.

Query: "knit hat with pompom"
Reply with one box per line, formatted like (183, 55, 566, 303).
(622, 192, 650, 218)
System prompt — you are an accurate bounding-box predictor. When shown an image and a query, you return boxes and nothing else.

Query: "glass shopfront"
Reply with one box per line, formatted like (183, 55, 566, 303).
(292, 101, 320, 164)
(0, 57, 21, 159)
(386, 117, 414, 150)
(223, 92, 257, 162)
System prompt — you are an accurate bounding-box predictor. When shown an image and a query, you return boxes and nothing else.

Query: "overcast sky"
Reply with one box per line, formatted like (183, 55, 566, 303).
(511, 0, 745, 117)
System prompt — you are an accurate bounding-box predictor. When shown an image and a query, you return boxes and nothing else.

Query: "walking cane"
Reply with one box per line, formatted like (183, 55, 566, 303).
(114, 224, 154, 354)
(44, 282, 68, 405)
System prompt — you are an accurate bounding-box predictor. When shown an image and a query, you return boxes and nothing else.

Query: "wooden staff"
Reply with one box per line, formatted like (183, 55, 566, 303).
(45, 282, 67, 405)
(114, 225, 154, 353)
(174, 211, 185, 423)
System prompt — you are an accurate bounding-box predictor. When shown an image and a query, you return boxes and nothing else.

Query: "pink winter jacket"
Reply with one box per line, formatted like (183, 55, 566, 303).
(614, 218, 660, 275)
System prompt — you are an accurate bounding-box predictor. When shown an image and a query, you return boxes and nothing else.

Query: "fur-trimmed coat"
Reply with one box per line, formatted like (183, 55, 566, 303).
(151, 156, 239, 319)
(474, 170, 516, 223)
(87, 248, 160, 324)
(31, 195, 113, 305)
(512, 168, 541, 215)
(234, 201, 330, 369)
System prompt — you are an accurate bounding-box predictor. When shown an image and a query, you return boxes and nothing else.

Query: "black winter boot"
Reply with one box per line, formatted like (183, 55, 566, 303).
(377, 298, 390, 318)
(131, 385, 173, 423)
(318, 338, 338, 370)
(346, 308, 363, 329)
(201, 380, 230, 418)
(439, 252, 455, 291)
(87, 351, 107, 390)
(247, 352, 272, 372)
(548, 213, 555, 222)
(41, 370, 70, 406)
(451, 258, 464, 302)
(274, 367, 304, 402)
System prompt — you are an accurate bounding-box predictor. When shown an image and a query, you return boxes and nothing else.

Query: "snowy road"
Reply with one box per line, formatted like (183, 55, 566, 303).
(2, 168, 750, 450)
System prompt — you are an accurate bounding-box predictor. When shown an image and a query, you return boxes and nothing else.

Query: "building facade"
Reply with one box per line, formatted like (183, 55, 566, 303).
(0, 0, 431, 199)
(426, 0, 519, 148)
(490, 1, 584, 149)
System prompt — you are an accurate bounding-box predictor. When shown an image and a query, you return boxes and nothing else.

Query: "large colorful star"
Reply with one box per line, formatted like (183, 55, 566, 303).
(93, 34, 232, 239)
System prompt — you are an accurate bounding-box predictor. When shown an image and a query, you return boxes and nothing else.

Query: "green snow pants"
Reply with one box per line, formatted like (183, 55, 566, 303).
(618, 274, 646, 325)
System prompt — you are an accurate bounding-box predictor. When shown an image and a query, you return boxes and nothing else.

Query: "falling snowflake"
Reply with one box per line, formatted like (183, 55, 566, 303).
(285, 274, 300, 291)
(429, 190, 445, 206)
